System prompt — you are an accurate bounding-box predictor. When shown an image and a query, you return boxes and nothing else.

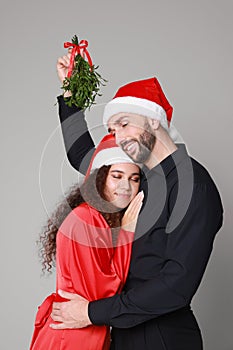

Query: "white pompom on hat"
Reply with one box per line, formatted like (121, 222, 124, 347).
(85, 134, 134, 178)
(103, 77, 182, 142)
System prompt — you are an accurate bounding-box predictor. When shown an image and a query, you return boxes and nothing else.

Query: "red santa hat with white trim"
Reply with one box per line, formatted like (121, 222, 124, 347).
(85, 134, 135, 178)
(103, 77, 181, 142)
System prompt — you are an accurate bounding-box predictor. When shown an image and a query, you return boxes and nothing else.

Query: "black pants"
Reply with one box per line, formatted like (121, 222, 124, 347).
(110, 307, 203, 350)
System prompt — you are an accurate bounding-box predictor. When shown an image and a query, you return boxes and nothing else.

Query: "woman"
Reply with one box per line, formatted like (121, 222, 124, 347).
(30, 134, 143, 350)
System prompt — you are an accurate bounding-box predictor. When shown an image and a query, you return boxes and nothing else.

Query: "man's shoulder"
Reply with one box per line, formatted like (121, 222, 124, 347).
(175, 144, 215, 186)
(190, 157, 216, 186)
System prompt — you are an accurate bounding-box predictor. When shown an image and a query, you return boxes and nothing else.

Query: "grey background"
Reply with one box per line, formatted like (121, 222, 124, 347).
(1, 0, 232, 349)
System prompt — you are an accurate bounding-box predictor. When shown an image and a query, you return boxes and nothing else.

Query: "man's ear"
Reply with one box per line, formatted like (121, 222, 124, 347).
(149, 118, 160, 130)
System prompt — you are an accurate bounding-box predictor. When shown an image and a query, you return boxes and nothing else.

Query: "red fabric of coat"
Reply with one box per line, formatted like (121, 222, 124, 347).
(30, 203, 133, 350)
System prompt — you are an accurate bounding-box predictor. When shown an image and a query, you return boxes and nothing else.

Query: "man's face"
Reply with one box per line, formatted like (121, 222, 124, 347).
(107, 113, 156, 163)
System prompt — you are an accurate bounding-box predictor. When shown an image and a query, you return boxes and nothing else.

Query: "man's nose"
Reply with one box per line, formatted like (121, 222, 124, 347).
(115, 128, 126, 146)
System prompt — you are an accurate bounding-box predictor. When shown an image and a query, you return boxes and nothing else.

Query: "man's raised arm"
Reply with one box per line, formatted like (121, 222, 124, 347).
(56, 53, 95, 175)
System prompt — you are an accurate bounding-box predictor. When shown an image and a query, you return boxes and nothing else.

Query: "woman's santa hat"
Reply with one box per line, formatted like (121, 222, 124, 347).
(85, 134, 134, 178)
(103, 77, 181, 142)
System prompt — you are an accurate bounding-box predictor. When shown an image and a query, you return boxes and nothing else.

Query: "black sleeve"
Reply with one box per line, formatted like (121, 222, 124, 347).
(57, 95, 95, 175)
(88, 182, 223, 328)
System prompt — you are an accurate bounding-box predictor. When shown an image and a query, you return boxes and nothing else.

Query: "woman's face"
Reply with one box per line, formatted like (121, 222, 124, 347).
(104, 163, 140, 209)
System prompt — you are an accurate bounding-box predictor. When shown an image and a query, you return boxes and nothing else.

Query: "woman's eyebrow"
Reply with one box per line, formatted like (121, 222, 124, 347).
(110, 170, 124, 174)
(110, 170, 140, 176)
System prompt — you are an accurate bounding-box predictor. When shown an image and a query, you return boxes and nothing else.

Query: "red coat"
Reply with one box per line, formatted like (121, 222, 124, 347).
(30, 203, 133, 350)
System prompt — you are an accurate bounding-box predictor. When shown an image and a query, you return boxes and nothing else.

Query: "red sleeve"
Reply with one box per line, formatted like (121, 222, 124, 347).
(57, 204, 134, 301)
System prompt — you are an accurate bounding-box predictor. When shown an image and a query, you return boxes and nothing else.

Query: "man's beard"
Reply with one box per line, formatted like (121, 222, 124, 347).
(125, 121, 156, 163)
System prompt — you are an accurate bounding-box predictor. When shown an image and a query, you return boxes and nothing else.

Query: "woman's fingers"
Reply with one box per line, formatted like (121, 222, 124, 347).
(126, 191, 144, 217)
(122, 191, 144, 231)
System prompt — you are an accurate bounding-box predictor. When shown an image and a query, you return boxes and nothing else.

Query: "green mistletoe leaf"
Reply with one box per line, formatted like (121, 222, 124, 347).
(62, 35, 107, 110)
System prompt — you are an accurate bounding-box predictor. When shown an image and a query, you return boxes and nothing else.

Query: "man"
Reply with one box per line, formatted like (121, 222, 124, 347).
(50, 56, 223, 350)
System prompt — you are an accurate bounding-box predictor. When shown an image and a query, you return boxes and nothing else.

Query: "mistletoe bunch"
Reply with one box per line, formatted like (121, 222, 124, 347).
(62, 35, 107, 110)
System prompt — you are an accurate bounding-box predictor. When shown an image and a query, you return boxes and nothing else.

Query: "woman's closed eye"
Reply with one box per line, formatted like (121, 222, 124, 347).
(112, 175, 140, 182)
(112, 175, 122, 179)
(130, 177, 140, 182)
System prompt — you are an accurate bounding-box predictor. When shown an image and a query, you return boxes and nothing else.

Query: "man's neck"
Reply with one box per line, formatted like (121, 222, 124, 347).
(144, 137, 178, 170)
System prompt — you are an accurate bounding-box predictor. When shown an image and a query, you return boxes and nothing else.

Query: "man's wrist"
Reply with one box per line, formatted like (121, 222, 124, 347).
(57, 95, 81, 122)
(85, 301, 92, 326)
(64, 91, 72, 98)
(88, 296, 117, 326)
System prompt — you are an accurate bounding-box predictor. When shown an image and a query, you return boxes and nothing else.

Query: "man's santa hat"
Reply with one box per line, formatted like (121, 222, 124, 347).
(103, 77, 180, 142)
(85, 134, 134, 178)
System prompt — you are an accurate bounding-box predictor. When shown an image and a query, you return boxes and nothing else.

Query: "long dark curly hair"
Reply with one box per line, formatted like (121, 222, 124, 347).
(38, 165, 127, 273)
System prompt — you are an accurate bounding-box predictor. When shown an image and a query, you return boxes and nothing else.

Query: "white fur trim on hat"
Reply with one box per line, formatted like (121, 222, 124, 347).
(90, 147, 134, 171)
(103, 96, 167, 126)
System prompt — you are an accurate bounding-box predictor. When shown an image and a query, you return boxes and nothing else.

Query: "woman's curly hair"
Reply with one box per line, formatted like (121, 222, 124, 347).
(38, 166, 126, 273)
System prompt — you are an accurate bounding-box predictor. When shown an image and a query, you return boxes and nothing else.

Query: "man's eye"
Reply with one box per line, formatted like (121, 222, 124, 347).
(122, 122, 128, 127)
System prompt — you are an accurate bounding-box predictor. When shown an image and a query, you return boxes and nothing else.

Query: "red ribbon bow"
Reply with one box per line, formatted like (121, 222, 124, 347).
(64, 39, 93, 78)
